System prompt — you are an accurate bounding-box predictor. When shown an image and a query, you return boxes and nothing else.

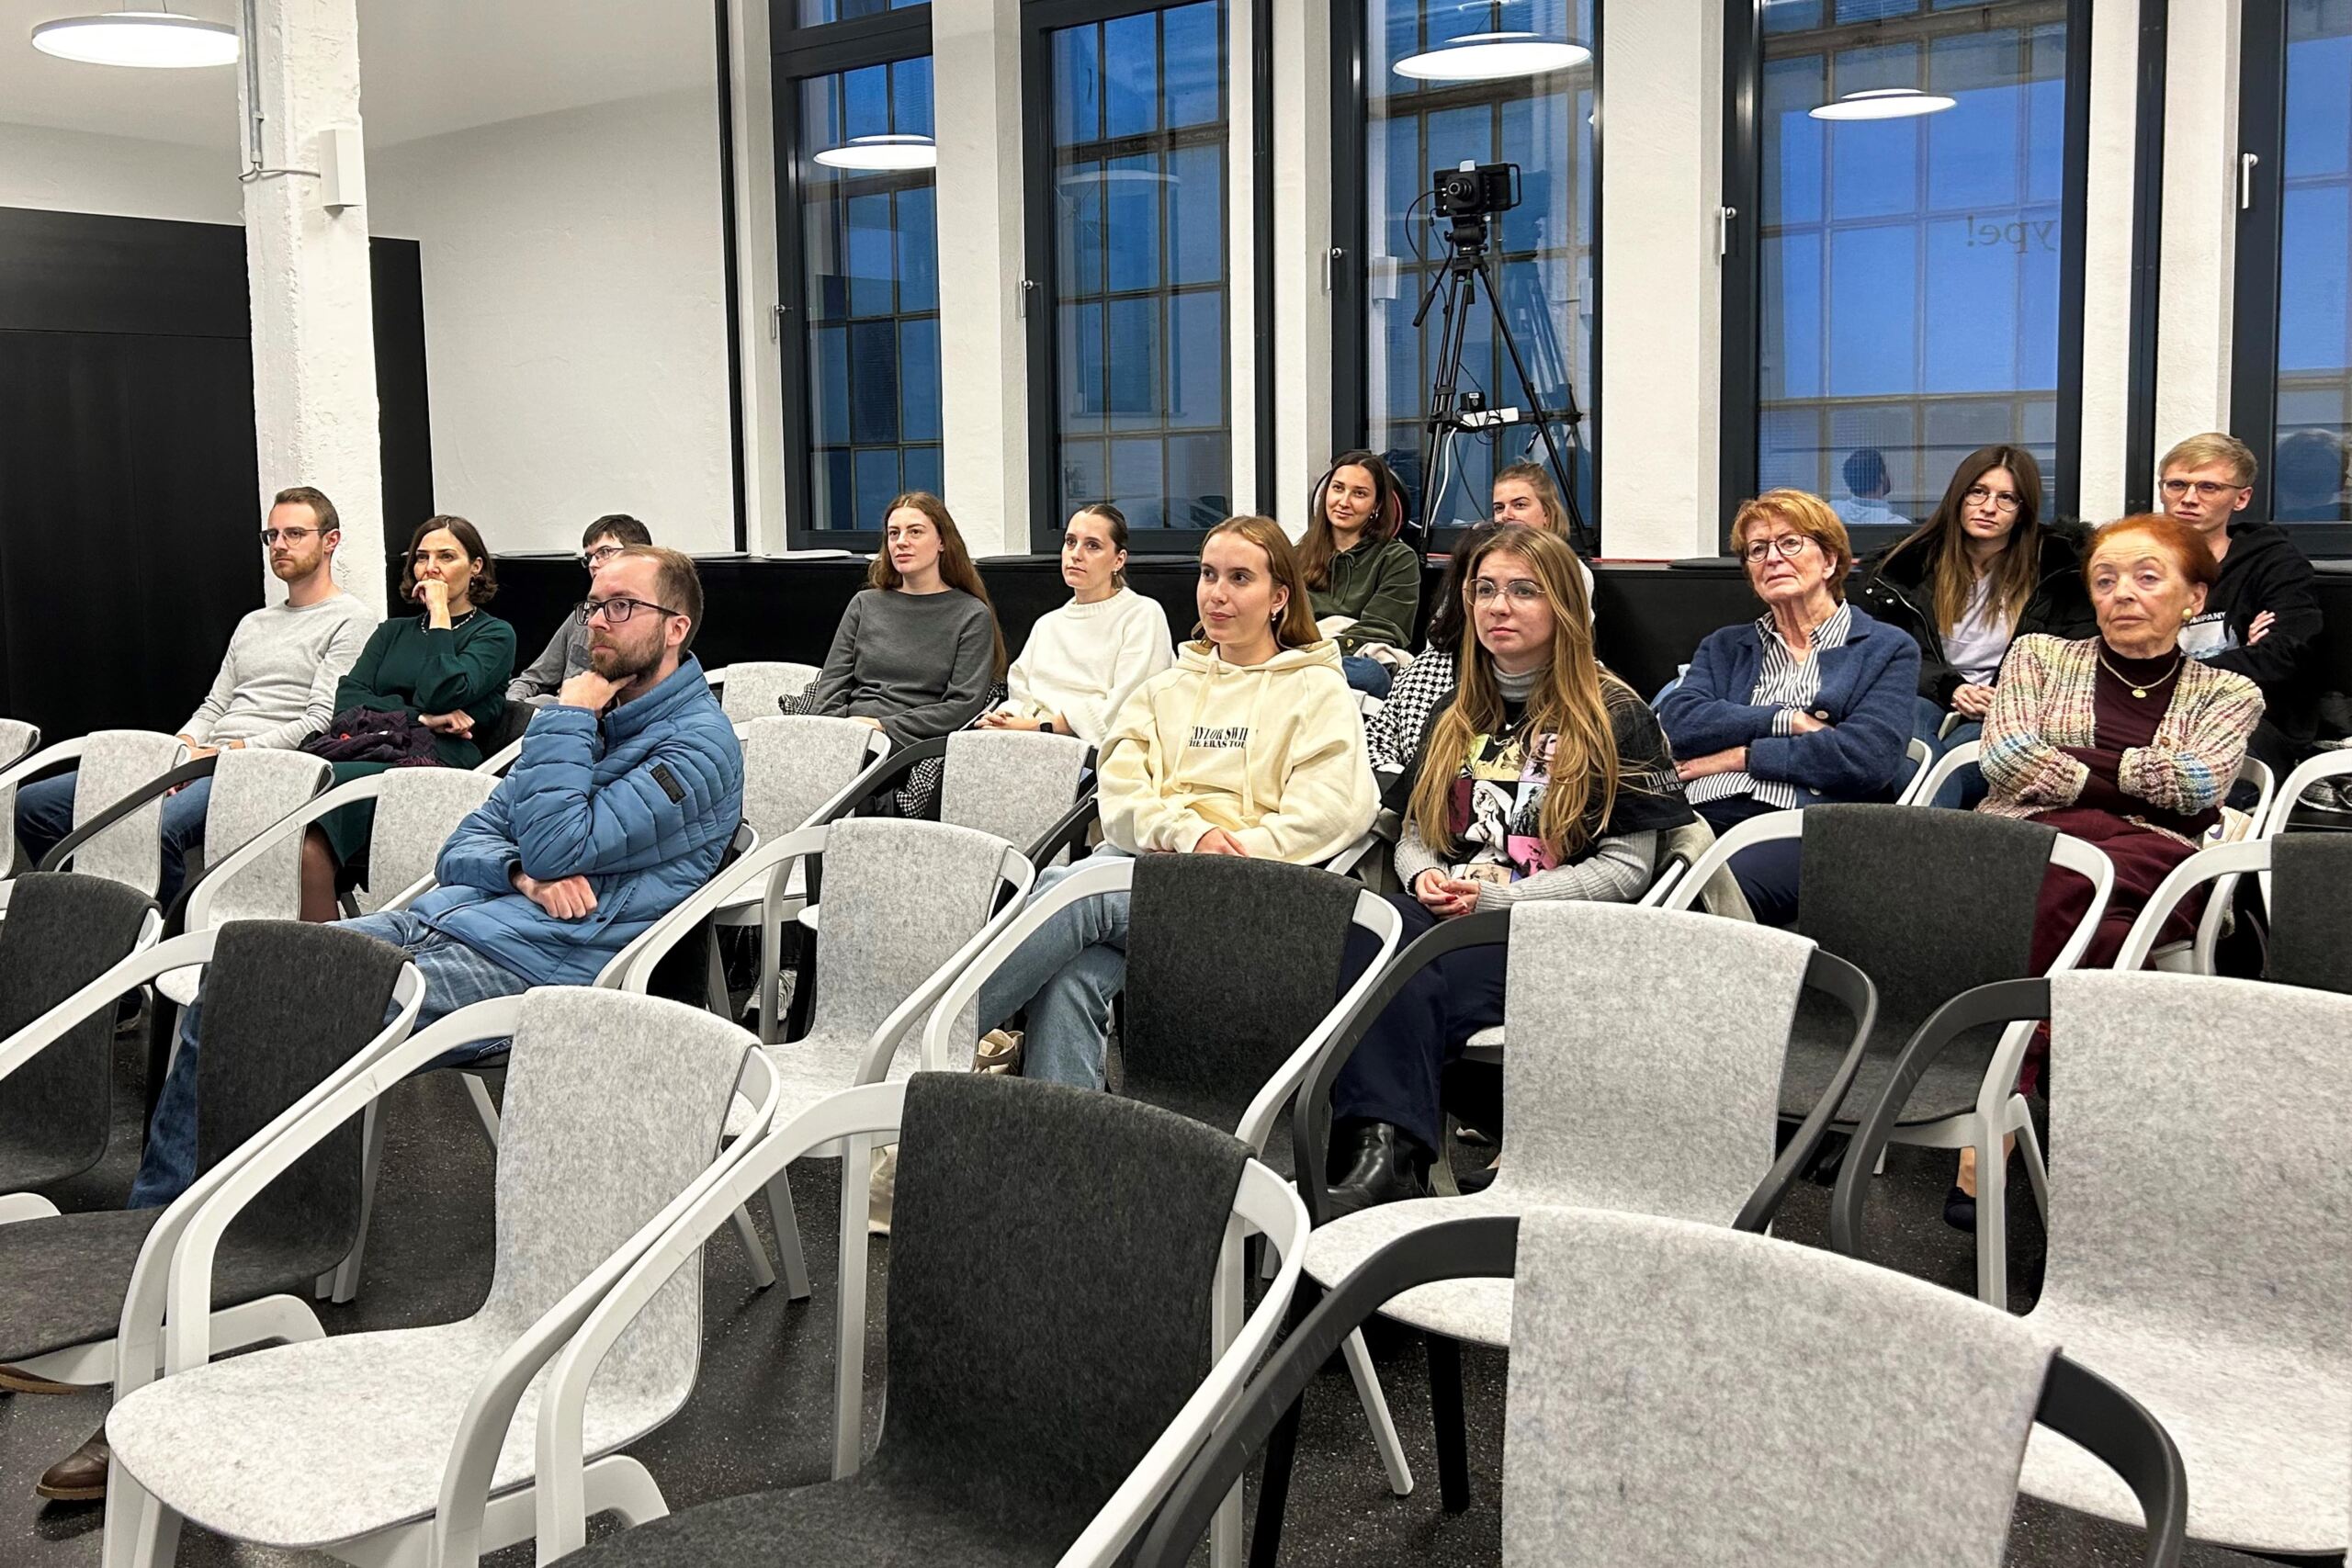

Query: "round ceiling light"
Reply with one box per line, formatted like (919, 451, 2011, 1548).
(813, 134, 936, 172)
(1395, 31, 1589, 83)
(1808, 86, 1957, 121)
(31, 10, 239, 67)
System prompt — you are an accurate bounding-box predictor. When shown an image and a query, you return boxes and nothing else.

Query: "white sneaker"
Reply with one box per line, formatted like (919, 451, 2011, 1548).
(867, 1144, 896, 1236)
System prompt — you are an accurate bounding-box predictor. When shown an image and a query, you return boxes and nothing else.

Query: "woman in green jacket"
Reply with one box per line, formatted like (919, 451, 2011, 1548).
(300, 514, 515, 918)
(1299, 449, 1421, 699)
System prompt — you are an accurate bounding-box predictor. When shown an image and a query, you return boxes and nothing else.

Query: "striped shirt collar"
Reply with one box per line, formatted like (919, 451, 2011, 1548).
(1752, 601, 1853, 655)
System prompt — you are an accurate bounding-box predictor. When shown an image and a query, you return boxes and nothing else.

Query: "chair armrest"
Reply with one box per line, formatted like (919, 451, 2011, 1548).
(2035, 1356, 2188, 1568)
(1231, 889, 1404, 1156)
(0, 737, 90, 796)
(917, 855, 1134, 1073)
(860, 847, 1039, 1080)
(1637, 851, 1690, 908)
(1657, 807, 1804, 911)
(1322, 829, 1380, 879)
(40, 755, 214, 874)
(1735, 949, 1876, 1232)
(2110, 840, 2267, 974)
(817, 735, 944, 824)
(1024, 789, 1102, 869)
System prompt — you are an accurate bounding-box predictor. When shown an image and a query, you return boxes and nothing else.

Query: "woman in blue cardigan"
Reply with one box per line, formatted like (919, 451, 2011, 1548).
(1657, 490, 1920, 926)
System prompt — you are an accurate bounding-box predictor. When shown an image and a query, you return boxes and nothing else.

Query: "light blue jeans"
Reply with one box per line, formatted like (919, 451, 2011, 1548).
(978, 845, 1132, 1089)
(1912, 697, 1986, 809)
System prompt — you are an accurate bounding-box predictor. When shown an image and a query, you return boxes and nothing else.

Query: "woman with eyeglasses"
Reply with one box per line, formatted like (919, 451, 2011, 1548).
(300, 514, 516, 919)
(1854, 446, 2093, 804)
(1656, 491, 1919, 927)
(1321, 525, 1691, 1213)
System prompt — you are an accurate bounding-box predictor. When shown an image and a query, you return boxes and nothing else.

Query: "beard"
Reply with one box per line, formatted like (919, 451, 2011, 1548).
(589, 634, 661, 682)
(271, 548, 322, 581)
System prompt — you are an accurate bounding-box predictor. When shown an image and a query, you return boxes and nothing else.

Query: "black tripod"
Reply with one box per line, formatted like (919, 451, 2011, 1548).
(1410, 213, 1593, 556)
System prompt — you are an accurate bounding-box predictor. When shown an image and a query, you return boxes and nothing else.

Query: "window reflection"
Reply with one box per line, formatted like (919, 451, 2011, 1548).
(2271, 0, 2352, 524)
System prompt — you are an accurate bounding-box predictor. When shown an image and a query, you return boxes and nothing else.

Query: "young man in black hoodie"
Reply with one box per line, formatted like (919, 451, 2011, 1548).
(2158, 432, 2325, 775)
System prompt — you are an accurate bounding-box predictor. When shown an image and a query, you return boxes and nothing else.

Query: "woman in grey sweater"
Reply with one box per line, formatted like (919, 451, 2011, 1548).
(802, 491, 1007, 749)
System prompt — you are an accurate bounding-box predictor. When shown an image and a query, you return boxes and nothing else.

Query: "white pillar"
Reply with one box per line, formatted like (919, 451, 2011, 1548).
(730, 0, 789, 554)
(241, 0, 384, 609)
(2075, 0, 2144, 522)
(933, 0, 1033, 558)
(1227, 0, 1261, 515)
(1599, 0, 1724, 560)
(2154, 0, 2243, 456)
(1270, 0, 1334, 537)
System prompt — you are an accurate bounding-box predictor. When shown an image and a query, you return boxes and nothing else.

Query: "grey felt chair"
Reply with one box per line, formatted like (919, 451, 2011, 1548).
(0, 730, 186, 898)
(100, 987, 783, 1568)
(705, 660, 821, 724)
(820, 727, 1095, 860)
(605, 817, 1034, 1314)
(1135, 1210, 2186, 1568)
(0, 874, 162, 1218)
(1274, 900, 1874, 1549)
(183, 764, 499, 924)
(0, 716, 39, 872)
(1664, 802, 2114, 1309)
(1833, 970, 2352, 1561)
(530, 1073, 1311, 1568)
(0, 921, 420, 1401)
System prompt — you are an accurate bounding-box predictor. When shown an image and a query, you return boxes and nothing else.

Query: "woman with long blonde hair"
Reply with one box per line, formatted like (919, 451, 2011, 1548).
(1322, 525, 1692, 1214)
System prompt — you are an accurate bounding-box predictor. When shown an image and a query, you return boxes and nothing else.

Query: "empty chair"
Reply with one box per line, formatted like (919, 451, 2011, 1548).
(1833, 970, 2352, 1560)
(1664, 802, 2112, 1308)
(101, 988, 781, 1568)
(2115, 833, 2352, 993)
(2271, 745, 2352, 830)
(706, 660, 821, 724)
(0, 730, 185, 897)
(823, 727, 1094, 859)
(0, 874, 161, 1217)
(0, 921, 419, 1407)
(1134, 1209, 2185, 1568)
(1269, 901, 1871, 1551)
(531, 1073, 1310, 1568)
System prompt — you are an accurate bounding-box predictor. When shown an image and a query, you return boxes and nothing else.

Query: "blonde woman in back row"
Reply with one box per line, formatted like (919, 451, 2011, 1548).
(982, 502, 1172, 742)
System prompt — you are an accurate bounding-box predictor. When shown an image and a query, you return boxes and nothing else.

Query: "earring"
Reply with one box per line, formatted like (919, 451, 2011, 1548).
(2182, 607, 2195, 623)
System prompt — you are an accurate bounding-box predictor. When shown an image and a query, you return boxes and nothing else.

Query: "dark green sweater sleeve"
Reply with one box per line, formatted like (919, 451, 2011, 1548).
(1341, 540, 1423, 651)
(334, 619, 401, 713)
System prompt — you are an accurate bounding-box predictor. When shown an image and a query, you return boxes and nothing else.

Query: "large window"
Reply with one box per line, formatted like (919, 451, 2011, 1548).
(1345, 0, 1597, 538)
(2233, 0, 2352, 546)
(1724, 0, 2085, 542)
(1027, 0, 1234, 539)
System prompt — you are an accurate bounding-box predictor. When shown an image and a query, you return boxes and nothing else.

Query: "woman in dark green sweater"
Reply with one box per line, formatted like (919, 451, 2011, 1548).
(300, 515, 515, 918)
(1299, 449, 1420, 699)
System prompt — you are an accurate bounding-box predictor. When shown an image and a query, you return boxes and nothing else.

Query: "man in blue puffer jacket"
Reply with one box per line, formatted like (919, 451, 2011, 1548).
(129, 547, 745, 1207)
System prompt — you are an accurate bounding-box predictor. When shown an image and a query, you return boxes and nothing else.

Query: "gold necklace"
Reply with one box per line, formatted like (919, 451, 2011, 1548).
(2097, 649, 2183, 699)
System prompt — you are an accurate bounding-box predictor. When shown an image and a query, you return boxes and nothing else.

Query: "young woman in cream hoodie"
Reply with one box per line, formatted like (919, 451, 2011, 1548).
(978, 513, 1378, 1088)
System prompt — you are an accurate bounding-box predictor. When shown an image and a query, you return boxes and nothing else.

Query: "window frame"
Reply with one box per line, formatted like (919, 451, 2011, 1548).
(1329, 0, 1604, 554)
(773, 1, 937, 552)
(1021, 0, 1274, 557)
(1717, 0, 2094, 554)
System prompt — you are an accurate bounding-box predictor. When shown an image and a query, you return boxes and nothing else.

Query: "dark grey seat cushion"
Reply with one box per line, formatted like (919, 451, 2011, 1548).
(558, 1474, 1059, 1568)
(2267, 836, 2352, 996)
(1790, 806, 2054, 1125)
(0, 873, 155, 1192)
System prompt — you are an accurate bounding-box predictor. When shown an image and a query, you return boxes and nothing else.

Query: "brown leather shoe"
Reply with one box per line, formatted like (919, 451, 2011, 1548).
(0, 1363, 85, 1394)
(35, 1427, 108, 1503)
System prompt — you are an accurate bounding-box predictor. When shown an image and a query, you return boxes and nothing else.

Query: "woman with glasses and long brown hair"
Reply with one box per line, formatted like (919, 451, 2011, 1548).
(1655, 490, 1919, 927)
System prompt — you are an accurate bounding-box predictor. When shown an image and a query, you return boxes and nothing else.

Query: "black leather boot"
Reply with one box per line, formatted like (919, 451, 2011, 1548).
(1324, 1122, 1433, 1218)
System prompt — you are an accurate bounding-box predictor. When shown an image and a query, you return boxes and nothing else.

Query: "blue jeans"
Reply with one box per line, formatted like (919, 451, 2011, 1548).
(127, 910, 531, 1208)
(1340, 656, 1393, 699)
(1911, 698, 1985, 809)
(978, 845, 1132, 1089)
(15, 773, 212, 908)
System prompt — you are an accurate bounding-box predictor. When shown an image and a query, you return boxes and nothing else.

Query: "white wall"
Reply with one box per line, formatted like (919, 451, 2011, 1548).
(0, 122, 242, 225)
(371, 85, 733, 555)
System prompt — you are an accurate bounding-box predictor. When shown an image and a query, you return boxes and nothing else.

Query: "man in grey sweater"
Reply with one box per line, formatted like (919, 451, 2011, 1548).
(11, 486, 378, 905)
(506, 514, 654, 707)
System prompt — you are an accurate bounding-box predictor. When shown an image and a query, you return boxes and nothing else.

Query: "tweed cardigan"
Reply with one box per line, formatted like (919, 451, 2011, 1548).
(1977, 633, 2264, 847)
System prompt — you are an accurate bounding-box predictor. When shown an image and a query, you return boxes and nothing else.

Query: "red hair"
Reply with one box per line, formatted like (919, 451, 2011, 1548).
(2086, 513, 2219, 590)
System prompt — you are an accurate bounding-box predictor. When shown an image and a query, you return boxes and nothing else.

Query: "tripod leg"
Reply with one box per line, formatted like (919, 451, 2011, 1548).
(1471, 255, 1593, 550)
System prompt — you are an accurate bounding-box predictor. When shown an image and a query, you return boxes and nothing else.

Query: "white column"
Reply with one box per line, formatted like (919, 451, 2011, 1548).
(1227, 0, 1261, 514)
(1270, 0, 1334, 537)
(2075, 0, 2144, 522)
(241, 0, 384, 609)
(2154, 0, 2243, 456)
(933, 0, 1033, 557)
(1598, 0, 1724, 560)
(730, 0, 789, 554)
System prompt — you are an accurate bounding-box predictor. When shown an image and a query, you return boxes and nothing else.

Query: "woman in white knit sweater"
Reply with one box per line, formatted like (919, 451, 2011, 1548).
(980, 503, 1173, 741)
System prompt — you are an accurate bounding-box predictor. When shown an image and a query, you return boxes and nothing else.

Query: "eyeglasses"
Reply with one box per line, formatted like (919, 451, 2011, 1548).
(1741, 535, 1817, 564)
(580, 543, 626, 570)
(2160, 478, 2245, 501)
(1963, 484, 2024, 513)
(576, 596, 685, 626)
(1470, 578, 1544, 604)
(259, 527, 319, 546)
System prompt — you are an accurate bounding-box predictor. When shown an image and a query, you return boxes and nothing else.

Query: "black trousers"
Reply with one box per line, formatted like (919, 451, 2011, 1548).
(1329, 894, 1508, 1156)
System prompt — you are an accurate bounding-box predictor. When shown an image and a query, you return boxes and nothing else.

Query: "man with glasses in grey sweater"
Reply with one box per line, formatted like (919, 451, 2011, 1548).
(10, 485, 378, 906)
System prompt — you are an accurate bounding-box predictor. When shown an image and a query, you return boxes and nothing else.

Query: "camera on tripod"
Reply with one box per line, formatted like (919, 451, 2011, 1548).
(1431, 160, 1521, 225)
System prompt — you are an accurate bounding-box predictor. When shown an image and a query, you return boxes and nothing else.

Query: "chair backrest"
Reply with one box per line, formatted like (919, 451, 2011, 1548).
(2266, 835, 2352, 995)
(808, 818, 1013, 1066)
(193, 921, 409, 1268)
(67, 730, 186, 894)
(1120, 855, 1361, 1126)
(0, 718, 38, 863)
(711, 662, 820, 724)
(940, 728, 1091, 851)
(1798, 804, 2052, 1043)
(1499, 903, 1817, 1220)
(1504, 1206, 2054, 1567)
(2038, 970, 2352, 1359)
(871, 1073, 1250, 1539)
(477, 988, 753, 1400)
(355, 768, 500, 912)
(196, 748, 333, 923)
(741, 715, 880, 840)
(0, 874, 155, 1188)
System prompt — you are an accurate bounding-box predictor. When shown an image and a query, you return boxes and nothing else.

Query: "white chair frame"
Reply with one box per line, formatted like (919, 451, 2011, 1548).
(527, 1078, 1310, 1568)
(1891, 734, 1939, 806)
(1664, 807, 2115, 1308)
(0, 734, 188, 897)
(2267, 747, 2352, 836)
(102, 994, 783, 1568)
